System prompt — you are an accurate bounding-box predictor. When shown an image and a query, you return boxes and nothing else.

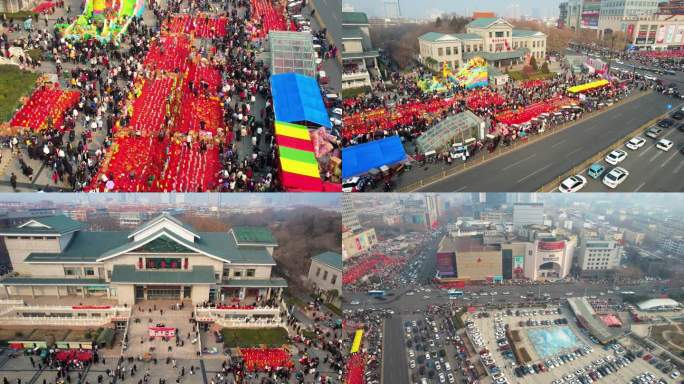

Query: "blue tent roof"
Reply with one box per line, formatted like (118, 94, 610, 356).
(342, 136, 407, 178)
(270, 73, 331, 128)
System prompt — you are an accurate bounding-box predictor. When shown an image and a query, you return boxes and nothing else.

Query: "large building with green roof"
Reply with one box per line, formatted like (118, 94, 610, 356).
(418, 17, 546, 72)
(0, 214, 287, 305)
(342, 11, 379, 90)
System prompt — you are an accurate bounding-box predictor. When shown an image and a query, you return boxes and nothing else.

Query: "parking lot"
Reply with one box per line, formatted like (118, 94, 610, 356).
(462, 307, 679, 384)
(558, 102, 684, 192)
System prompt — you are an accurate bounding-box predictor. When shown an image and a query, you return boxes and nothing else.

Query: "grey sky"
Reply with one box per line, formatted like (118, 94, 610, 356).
(0, 193, 340, 208)
(344, 0, 564, 20)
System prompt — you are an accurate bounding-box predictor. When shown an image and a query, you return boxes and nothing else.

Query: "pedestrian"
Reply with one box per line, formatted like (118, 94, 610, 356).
(10, 173, 17, 191)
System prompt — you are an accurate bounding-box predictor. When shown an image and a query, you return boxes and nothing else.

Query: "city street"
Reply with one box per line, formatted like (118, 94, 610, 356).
(413, 91, 682, 192)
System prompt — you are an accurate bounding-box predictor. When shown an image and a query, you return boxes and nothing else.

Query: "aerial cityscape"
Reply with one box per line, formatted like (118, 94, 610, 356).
(343, 193, 684, 384)
(341, 0, 684, 192)
(0, 0, 341, 192)
(0, 193, 343, 383)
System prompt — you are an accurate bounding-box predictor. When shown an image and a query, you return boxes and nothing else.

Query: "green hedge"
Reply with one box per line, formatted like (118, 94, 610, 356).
(508, 70, 556, 81)
(325, 303, 342, 316)
(342, 86, 371, 99)
(1, 11, 37, 20)
(221, 327, 289, 348)
(0, 65, 39, 123)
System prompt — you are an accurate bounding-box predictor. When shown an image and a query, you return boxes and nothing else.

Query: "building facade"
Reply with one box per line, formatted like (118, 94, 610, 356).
(623, 14, 684, 50)
(598, 0, 660, 38)
(513, 203, 545, 228)
(0, 214, 287, 306)
(307, 251, 342, 293)
(418, 18, 546, 71)
(577, 239, 623, 276)
(342, 11, 379, 90)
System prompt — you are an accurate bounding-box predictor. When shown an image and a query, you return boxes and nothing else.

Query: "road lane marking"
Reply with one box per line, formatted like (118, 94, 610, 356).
(551, 139, 567, 148)
(517, 164, 552, 183)
(675, 162, 684, 174)
(650, 150, 663, 162)
(566, 148, 583, 157)
(502, 154, 536, 171)
(661, 151, 679, 168)
(634, 182, 646, 192)
(638, 145, 653, 157)
(454, 186, 468, 192)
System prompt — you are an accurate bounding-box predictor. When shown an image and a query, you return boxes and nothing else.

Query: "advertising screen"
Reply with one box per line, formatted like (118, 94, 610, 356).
(538, 240, 566, 251)
(436, 252, 456, 276)
(513, 255, 524, 273)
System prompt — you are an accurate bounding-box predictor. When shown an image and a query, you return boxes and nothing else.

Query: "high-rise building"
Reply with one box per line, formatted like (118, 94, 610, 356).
(513, 203, 545, 228)
(342, 194, 361, 233)
(426, 194, 441, 228)
(383, 0, 401, 19)
(577, 238, 623, 276)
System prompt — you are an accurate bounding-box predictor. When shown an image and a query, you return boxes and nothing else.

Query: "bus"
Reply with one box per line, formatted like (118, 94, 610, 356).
(448, 290, 464, 299)
(368, 290, 386, 297)
(620, 291, 636, 295)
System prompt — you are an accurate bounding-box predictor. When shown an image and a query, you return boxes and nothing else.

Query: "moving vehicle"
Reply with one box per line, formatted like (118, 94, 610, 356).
(559, 175, 587, 193)
(367, 290, 386, 297)
(449, 145, 470, 161)
(448, 290, 465, 299)
(603, 167, 629, 189)
(626, 136, 646, 150)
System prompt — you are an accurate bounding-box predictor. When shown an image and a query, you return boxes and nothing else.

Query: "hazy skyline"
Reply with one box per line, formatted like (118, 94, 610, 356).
(344, 0, 563, 20)
(0, 193, 340, 209)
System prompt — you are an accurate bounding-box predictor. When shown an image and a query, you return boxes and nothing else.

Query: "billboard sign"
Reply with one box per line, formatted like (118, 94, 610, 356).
(538, 240, 566, 251)
(436, 252, 456, 276)
(676, 26, 684, 44)
(657, 26, 666, 44)
(666, 25, 676, 44)
(580, 11, 599, 29)
(513, 255, 524, 273)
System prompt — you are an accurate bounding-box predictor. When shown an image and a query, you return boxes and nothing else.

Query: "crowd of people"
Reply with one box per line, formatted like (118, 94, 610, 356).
(342, 53, 667, 189)
(1, 0, 338, 192)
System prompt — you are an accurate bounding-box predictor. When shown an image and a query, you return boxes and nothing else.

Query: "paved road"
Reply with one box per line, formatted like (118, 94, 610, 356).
(382, 317, 410, 384)
(415, 91, 682, 192)
(577, 114, 684, 192)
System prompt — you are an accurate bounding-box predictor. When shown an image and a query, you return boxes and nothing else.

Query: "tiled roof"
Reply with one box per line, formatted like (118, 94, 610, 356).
(342, 27, 364, 39)
(312, 251, 342, 270)
(232, 227, 277, 246)
(2, 215, 84, 235)
(467, 17, 501, 28)
(512, 29, 544, 37)
(0, 276, 107, 286)
(220, 278, 288, 288)
(25, 231, 130, 262)
(110, 265, 216, 284)
(463, 48, 529, 61)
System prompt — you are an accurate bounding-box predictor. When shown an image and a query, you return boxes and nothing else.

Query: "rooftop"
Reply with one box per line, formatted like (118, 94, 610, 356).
(1, 215, 84, 235)
(232, 227, 278, 246)
(439, 235, 501, 253)
(342, 11, 369, 25)
(512, 29, 545, 38)
(418, 32, 482, 42)
(637, 298, 681, 310)
(111, 265, 216, 284)
(467, 17, 506, 28)
(311, 251, 342, 271)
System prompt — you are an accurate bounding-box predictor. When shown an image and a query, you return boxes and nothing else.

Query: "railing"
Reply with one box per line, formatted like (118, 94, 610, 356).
(0, 299, 25, 305)
(0, 316, 113, 326)
(214, 319, 285, 328)
(397, 90, 653, 192)
(195, 306, 281, 316)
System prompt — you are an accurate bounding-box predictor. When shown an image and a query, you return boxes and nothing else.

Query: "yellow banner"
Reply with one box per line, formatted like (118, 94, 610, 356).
(567, 79, 609, 93)
(350, 329, 364, 353)
(275, 121, 311, 140)
(280, 157, 320, 178)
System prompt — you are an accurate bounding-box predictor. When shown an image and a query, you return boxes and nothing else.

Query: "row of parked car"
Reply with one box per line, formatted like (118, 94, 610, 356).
(517, 318, 569, 327)
(548, 348, 635, 384)
(643, 352, 680, 378)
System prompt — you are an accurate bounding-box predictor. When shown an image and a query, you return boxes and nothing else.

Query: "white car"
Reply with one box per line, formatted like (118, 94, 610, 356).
(406, 291, 415, 296)
(350, 300, 360, 305)
(447, 373, 456, 383)
(439, 373, 446, 383)
(559, 174, 587, 193)
(603, 167, 629, 189)
(410, 360, 416, 369)
(626, 136, 646, 150)
(426, 353, 431, 360)
(605, 149, 627, 165)
(656, 139, 674, 151)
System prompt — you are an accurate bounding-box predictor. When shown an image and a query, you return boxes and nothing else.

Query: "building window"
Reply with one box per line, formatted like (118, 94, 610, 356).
(489, 44, 492, 51)
(64, 267, 82, 276)
(446, 47, 451, 55)
(316, 267, 321, 277)
(454, 46, 459, 54)
(84, 268, 95, 276)
(506, 31, 509, 37)
(246, 269, 256, 277)
(323, 270, 328, 280)
(107, 270, 112, 279)
(214, 273, 220, 280)
(438, 47, 443, 56)
(489, 32, 493, 37)
(496, 31, 504, 38)
(223, 267, 230, 278)
(234, 271, 242, 277)
(466, 45, 470, 52)
(331, 275, 337, 285)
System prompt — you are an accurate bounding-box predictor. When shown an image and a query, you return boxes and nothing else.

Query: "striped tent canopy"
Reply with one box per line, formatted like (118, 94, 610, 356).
(275, 121, 324, 191)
